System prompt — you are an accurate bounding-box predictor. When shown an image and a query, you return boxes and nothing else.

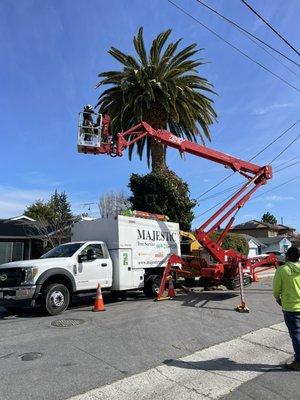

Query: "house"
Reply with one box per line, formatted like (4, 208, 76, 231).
(0, 215, 88, 264)
(242, 235, 267, 257)
(231, 220, 295, 238)
(257, 236, 292, 253)
(0, 217, 45, 264)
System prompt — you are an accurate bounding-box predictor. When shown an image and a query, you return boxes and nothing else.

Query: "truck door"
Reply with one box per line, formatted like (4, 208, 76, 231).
(76, 243, 112, 290)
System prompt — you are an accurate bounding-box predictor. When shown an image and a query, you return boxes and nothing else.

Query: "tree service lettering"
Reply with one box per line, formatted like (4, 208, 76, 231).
(137, 229, 176, 242)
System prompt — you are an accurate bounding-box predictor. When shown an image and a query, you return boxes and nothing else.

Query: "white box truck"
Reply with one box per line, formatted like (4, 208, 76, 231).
(0, 216, 180, 315)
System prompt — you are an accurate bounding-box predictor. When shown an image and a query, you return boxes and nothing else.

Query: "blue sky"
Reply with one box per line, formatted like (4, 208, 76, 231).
(0, 0, 299, 230)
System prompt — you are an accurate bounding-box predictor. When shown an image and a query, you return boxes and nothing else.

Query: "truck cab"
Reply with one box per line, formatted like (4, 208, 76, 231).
(0, 241, 113, 316)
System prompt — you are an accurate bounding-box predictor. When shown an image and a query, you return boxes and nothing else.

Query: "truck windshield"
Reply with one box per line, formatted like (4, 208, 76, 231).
(41, 243, 83, 259)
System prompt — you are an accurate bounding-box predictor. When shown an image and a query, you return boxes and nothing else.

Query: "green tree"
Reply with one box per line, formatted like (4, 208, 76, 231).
(48, 190, 73, 225)
(128, 169, 196, 231)
(210, 232, 249, 256)
(25, 191, 73, 224)
(24, 200, 54, 221)
(25, 191, 74, 248)
(261, 212, 277, 225)
(97, 27, 217, 171)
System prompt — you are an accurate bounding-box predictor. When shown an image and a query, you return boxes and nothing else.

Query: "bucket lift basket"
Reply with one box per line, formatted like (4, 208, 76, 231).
(77, 112, 103, 153)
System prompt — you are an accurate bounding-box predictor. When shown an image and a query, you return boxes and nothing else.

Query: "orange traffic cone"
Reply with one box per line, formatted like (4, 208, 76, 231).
(93, 283, 105, 312)
(168, 277, 176, 298)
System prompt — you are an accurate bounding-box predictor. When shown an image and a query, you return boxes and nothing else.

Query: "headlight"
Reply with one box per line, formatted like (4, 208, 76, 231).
(22, 267, 38, 284)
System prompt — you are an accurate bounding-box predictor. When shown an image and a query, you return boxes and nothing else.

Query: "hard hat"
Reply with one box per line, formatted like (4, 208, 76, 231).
(84, 104, 93, 110)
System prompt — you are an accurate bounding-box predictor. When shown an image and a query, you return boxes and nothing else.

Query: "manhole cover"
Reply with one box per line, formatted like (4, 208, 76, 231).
(18, 352, 43, 361)
(51, 318, 85, 328)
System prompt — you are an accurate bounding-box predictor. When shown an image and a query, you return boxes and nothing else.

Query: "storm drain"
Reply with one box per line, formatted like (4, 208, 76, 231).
(18, 352, 43, 361)
(51, 318, 86, 328)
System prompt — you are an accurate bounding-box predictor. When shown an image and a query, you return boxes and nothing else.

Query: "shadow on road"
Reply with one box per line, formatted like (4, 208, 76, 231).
(0, 291, 147, 319)
(163, 357, 287, 373)
(172, 291, 238, 311)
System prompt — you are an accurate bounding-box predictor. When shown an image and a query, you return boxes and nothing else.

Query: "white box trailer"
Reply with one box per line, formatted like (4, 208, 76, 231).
(71, 215, 181, 292)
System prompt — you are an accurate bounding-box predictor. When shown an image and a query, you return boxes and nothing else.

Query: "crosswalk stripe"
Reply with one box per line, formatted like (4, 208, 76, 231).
(68, 322, 292, 400)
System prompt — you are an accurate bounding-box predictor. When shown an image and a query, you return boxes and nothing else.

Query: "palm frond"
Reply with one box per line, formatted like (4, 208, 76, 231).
(96, 27, 217, 168)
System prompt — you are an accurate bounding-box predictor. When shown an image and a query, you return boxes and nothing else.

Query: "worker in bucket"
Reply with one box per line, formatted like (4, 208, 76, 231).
(273, 246, 300, 371)
(82, 104, 97, 140)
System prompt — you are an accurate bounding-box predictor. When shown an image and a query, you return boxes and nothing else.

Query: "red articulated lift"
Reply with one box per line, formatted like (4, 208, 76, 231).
(78, 115, 277, 311)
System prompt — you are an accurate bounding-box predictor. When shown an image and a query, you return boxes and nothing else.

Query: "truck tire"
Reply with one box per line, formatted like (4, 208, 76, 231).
(42, 283, 70, 316)
(143, 275, 162, 298)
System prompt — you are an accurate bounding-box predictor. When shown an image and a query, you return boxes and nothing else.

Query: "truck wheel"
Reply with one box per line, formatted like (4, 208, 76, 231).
(143, 275, 162, 298)
(42, 283, 70, 316)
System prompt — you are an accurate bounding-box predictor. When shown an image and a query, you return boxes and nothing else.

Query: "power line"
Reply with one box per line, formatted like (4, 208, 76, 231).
(200, 182, 242, 201)
(274, 155, 300, 168)
(240, 0, 300, 58)
(198, 159, 300, 204)
(195, 192, 234, 220)
(195, 173, 235, 200)
(195, 0, 300, 73)
(274, 160, 300, 173)
(249, 119, 300, 161)
(269, 133, 300, 164)
(195, 174, 300, 222)
(166, 0, 300, 92)
(196, 119, 299, 201)
(253, 175, 300, 199)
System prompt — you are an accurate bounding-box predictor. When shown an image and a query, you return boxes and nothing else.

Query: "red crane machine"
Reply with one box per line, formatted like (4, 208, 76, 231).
(77, 114, 277, 310)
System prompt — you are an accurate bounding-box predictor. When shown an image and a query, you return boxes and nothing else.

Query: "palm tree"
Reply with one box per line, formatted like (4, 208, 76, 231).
(96, 27, 217, 171)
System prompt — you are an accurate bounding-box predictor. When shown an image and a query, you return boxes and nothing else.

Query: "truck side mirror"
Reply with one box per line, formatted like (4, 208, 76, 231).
(78, 254, 87, 263)
(86, 249, 97, 261)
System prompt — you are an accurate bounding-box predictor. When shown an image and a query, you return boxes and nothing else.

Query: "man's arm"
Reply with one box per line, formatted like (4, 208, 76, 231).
(273, 268, 282, 305)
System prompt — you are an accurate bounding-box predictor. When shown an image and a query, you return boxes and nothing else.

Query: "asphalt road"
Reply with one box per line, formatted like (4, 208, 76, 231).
(0, 277, 295, 400)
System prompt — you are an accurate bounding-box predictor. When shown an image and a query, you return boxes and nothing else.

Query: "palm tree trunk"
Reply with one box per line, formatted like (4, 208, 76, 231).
(146, 115, 168, 172)
(150, 138, 166, 171)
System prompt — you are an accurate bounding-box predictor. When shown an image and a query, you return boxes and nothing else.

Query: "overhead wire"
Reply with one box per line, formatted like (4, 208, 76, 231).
(195, 0, 300, 74)
(269, 133, 300, 164)
(240, 0, 300, 58)
(274, 155, 300, 168)
(253, 175, 300, 199)
(196, 119, 299, 201)
(166, 0, 300, 221)
(195, 173, 300, 222)
(197, 159, 300, 205)
(166, 0, 300, 92)
(274, 160, 300, 173)
(195, 141, 300, 220)
(249, 119, 300, 161)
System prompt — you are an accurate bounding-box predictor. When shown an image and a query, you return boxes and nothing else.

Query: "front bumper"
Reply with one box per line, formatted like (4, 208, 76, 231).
(0, 286, 37, 308)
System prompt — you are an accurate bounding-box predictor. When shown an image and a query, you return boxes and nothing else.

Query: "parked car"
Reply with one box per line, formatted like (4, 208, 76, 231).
(258, 251, 286, 266)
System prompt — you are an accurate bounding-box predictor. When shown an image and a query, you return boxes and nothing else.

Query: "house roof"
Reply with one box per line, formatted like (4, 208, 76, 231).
(9, 215, 36, 222)
(0, 219, 43, 238)
(232, 220, 294, 232)
(256, 236, 292, 245)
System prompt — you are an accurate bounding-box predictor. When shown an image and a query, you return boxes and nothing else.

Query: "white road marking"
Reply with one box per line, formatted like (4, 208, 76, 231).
(68, 322, 292, 400)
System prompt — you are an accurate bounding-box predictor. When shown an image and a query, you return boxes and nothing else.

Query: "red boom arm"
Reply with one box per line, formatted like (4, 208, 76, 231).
(82, 120, 272, 272)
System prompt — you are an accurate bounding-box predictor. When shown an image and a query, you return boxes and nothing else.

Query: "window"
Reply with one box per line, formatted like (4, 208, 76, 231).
(80, 244, 104, 259)
(0, 242, 24, 264)
(41, 243, 83, 259)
